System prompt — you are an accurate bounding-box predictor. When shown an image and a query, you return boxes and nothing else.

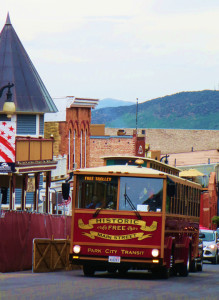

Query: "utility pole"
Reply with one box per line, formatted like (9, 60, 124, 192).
(136, 98, 138, 134)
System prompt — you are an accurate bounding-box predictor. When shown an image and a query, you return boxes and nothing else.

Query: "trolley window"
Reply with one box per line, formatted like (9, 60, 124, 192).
(76, 175, 118, 209)
(119, 177, 163, 212)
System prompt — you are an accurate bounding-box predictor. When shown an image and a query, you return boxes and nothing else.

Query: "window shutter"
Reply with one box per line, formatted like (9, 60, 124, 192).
(17, 115, 36, 135)
(39, 115, 44, 135)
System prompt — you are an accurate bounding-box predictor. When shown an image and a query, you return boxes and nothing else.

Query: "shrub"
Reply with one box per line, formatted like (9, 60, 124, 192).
(212, 216, 219, 227)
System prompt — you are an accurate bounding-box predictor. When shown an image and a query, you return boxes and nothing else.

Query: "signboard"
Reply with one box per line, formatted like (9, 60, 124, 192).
(0, 162, 15, 173)
(135, 137, 145, 157)
(27, 178, 35, 192)
(0, 121, 16, 165)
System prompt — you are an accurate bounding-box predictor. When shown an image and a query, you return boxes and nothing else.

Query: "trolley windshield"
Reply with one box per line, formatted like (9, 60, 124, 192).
(76, 175, 164, 212)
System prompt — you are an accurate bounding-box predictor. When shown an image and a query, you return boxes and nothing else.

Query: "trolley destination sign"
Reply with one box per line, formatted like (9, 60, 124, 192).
(78, 217, 158, 241)
(84, 176, 112, 182)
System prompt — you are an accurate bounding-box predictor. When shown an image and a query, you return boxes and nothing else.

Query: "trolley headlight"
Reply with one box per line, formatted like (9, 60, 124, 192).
(73, 245, 81, 254)
(152, 249, 159, 257)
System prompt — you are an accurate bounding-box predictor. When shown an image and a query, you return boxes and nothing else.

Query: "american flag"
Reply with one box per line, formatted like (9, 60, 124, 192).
(0, 121, 15, 163)
(58, 196, 71, 207)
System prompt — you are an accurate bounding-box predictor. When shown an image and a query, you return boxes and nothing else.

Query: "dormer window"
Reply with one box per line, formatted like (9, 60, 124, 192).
(16, 114, 44, 136)
(17, 115, 36, 135)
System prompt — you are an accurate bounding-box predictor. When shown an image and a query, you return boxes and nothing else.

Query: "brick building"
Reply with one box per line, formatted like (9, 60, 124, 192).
(45, 97, 99, 172)
(90, 125, 146, 167)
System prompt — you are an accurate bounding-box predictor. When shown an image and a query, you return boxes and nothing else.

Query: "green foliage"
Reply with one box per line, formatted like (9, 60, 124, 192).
(92, 90, 219, 129)
(212, 216, 219, 226)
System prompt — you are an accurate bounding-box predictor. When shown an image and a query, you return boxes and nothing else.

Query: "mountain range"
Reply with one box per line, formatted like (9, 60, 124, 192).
(96, 98, 133, 110)
(92, 90, 219, 130)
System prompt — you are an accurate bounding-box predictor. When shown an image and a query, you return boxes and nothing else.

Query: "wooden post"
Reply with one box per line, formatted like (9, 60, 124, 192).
(9, 174, 16, 210)
(46, 171, 51, 213)
(34, 172, 40, 212)
(21, 174, 28, 210)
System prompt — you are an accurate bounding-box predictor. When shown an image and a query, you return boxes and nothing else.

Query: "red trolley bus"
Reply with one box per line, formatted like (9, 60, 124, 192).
(69, 159, 202, 278)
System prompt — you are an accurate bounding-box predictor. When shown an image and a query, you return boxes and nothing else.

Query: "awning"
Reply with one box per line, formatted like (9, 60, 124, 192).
(179, 168, 204, 178)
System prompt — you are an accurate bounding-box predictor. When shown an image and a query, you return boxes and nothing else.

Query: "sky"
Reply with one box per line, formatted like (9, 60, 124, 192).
(1, 0, 219, 103)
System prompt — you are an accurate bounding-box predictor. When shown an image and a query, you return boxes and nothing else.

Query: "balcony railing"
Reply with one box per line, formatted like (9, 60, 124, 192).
(15, 136, 54, 162)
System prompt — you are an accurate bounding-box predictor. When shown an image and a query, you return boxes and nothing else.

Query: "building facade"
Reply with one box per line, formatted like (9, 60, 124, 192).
(0, 14, 57, 213)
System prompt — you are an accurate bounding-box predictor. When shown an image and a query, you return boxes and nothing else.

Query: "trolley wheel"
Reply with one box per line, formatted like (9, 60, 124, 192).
(197, 259, 203, 272)
(118, 266, 128, 276)
(107, 266, 117, 274)
(152, 267, 170, 279)
(179, 250, 190, 277)
(190, 259, 197, 272)
(83, 264, 95, 277)
(159, 266, 170, 279)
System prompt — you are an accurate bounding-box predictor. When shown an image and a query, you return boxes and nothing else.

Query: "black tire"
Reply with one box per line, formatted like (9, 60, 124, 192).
(197, 259, 203, 272)
(152, 267, 170, 279)
(107, 266, 117, 274)
(83, 264, 95, 276)
(212, 253, 218, 265)
(118, 266, 128, 276)
(179, 249, 190, 277)
(160, 266, 170, 279)
(190, 259, 197, 272)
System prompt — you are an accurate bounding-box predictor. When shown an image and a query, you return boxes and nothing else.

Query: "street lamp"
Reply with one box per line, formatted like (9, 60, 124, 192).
(160, 154, 169, 164)
(0, 82, 16, 118)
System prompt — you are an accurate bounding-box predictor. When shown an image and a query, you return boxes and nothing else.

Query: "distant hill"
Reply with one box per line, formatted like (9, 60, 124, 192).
(91, 90, 219, 130)
(96, 98, 133, 110)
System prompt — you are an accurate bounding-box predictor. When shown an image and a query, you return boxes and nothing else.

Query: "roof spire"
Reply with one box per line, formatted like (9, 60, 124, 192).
(6, 12, 11, 25)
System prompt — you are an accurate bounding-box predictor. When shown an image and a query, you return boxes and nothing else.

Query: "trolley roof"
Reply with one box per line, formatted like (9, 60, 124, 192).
(75, 164, 165, 176)
(101, 155, 180, 170)
(74, 164, 202, 188)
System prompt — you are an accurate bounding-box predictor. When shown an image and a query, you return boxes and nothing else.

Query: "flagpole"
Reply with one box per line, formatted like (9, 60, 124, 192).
(136, 98, 138, 134)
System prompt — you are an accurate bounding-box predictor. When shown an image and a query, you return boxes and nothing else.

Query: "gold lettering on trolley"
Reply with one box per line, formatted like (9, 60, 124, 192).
(82, 231, 152, 241)
(84, 176, 94, 181)
(86, 248, 145, 256)
(78, 218, 157, 232)
(105, 249, 117, 254)
(84, 176, 112, 182)
(121, 250, 144, 255)
(88, 248, 102, 254)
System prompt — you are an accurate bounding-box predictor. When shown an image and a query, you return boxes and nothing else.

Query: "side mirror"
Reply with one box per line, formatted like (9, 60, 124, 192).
(62, 183, 70, 200)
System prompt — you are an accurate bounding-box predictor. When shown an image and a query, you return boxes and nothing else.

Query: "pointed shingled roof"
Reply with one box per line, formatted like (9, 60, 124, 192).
(0, 13, 58, 113)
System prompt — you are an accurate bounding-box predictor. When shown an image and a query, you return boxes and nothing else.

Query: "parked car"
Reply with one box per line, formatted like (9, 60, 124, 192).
(199, 230, 219, 264)
(216, 229, 219, 251)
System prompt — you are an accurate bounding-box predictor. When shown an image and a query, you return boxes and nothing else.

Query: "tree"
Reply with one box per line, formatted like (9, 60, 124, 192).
(212, 216, 219, 227)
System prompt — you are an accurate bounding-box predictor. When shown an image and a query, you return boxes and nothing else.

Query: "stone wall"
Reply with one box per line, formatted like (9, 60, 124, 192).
(105, 128, 219, 154)
(168, 150, 219, 167)
(44, 122, 63, 156)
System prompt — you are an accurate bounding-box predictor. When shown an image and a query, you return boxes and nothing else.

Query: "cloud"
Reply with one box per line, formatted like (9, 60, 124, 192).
(1, 0, 219, 101)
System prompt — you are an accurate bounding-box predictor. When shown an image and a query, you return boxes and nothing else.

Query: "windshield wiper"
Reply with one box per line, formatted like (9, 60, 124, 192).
(124, 186, 142, 220)
(93, 207, 102, 218)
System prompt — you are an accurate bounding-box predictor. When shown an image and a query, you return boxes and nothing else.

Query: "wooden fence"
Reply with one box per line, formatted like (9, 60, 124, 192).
(32, 238, 79, 272)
